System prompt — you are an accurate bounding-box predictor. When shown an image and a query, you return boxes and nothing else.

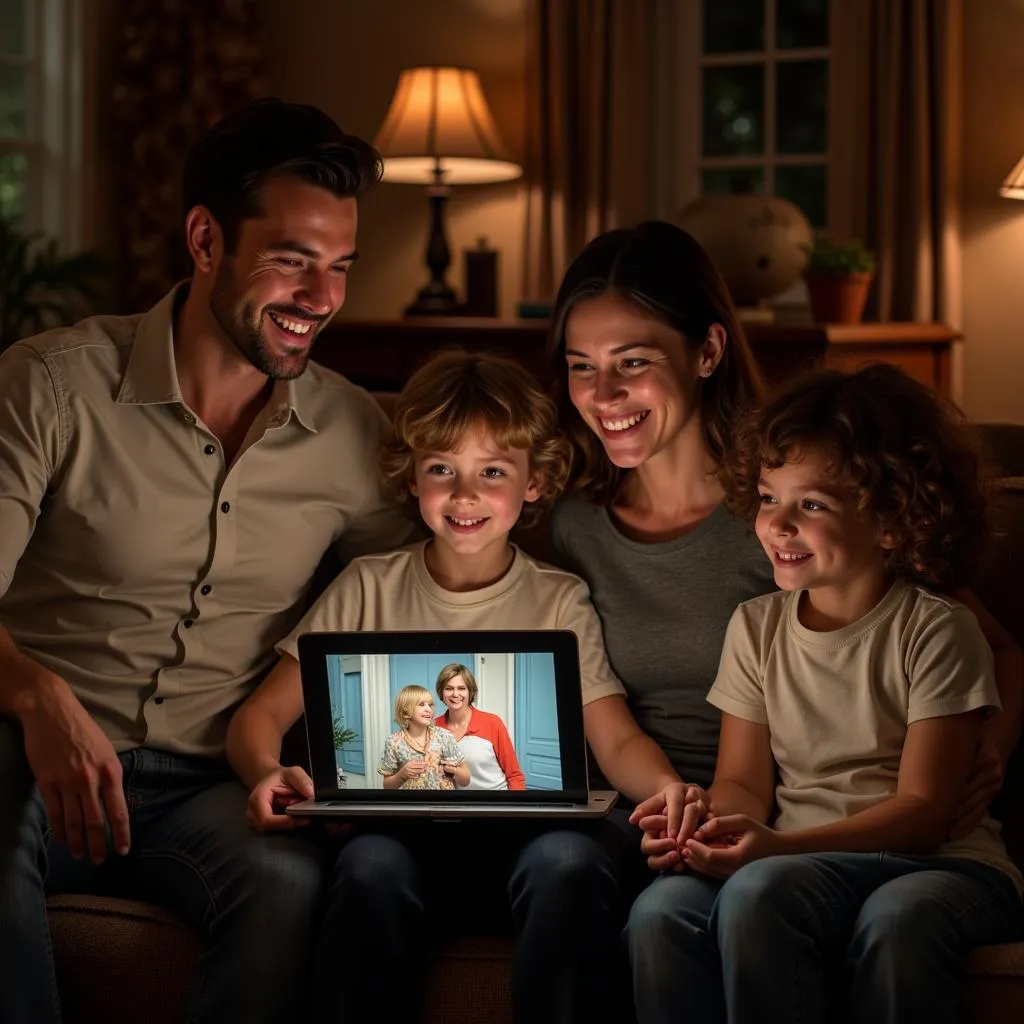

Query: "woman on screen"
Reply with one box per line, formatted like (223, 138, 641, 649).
(380, 685, 469, 791)
(435, 663, 526, 791)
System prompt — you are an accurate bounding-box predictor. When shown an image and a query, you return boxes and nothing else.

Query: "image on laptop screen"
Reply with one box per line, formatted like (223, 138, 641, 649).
(297, 631, 590, 804)
(324, 649, 561, 793)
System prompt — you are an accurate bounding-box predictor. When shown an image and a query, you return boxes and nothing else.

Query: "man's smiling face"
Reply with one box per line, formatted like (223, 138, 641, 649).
(208, 174, 358, 379)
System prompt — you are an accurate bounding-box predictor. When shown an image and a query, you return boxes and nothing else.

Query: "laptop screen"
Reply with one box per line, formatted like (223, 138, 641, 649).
(297, 630, 590, 802)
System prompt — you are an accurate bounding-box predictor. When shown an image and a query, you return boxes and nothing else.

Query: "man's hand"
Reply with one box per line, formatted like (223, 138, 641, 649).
(629, 782, 710, 872)
(682, 814, 784, 879)
(246, 765, 315, 832)
(398, 759, 428, 783)
(950, 734, 1004, 839)
(19, 678, 130, 863)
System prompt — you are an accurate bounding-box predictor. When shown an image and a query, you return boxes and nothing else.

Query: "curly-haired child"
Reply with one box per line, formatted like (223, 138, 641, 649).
(627, 364, 1023, 1024)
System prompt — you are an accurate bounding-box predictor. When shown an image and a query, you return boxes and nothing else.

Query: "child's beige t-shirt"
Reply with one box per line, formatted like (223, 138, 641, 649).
(277, 540, 626, 706)
(708, 579, 1023, 891)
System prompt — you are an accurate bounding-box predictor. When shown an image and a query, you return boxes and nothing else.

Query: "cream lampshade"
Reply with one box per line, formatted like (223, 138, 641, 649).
(999, 153, 1024, 199)
(373, 67, 522, 315)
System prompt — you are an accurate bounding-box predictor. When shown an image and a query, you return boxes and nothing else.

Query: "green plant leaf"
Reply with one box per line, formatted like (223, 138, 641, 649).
(802, 236, 876, 275)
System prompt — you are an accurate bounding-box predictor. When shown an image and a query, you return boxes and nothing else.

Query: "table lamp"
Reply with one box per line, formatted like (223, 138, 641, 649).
(999, 154, 1024, 199)
(373, 66, 522, 316)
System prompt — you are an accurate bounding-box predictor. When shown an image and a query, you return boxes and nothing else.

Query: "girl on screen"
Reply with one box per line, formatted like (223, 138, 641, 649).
(379, 684, 469, 791)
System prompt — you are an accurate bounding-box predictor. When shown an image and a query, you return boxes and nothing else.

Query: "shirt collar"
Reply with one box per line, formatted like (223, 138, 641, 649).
(116, 281, 318, 434)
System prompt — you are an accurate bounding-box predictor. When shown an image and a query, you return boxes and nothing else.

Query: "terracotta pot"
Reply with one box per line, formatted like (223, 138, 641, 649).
(804, 271, 874, 323)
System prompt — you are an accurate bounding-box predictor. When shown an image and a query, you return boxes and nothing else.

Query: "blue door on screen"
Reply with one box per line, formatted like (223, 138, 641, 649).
(388, 654, 475, 724)
(514, 653, 561, 790)
(326, 656, 364, 774)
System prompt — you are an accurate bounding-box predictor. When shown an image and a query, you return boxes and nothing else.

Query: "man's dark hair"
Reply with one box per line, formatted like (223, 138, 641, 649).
(181, 97, 383, 252)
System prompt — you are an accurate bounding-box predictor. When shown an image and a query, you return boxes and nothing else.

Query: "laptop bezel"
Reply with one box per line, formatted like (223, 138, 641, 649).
(296, 629, 591, 803)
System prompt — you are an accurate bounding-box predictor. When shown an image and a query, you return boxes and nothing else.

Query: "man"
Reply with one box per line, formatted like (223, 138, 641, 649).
(0, 98, 414, 1023)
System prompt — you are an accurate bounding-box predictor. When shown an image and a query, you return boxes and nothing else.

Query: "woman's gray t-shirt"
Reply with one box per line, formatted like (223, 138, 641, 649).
(549, 496, 776, 789)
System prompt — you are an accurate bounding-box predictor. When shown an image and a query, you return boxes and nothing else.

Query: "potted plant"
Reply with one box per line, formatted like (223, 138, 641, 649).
(802, 236, 876, 324)
(332, 713, 358, 789)
(0, 216, 108, 354)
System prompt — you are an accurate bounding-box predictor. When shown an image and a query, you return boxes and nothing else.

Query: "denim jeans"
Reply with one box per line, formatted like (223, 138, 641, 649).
(626, 851, 1024, 1024)
(313, 809, 647, 1024)
(0, 717, 326, 1024)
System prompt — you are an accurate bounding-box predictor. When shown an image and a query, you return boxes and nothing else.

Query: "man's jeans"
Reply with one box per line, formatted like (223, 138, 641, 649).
(626, 850, 1023, 1024)
(313, 810, 648, 1024)
(0, 717, 326, 1024)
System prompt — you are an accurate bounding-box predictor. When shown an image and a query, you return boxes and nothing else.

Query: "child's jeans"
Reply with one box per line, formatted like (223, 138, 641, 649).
(626, 851, 1022, 1024)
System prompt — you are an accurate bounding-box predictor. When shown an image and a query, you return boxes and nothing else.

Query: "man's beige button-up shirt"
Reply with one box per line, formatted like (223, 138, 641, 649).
(0, 286, 414, 757)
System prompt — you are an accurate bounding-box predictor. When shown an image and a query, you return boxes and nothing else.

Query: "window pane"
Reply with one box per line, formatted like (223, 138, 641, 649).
(777, 0, 829, 49)
(0, 0, 26, 56)
(776, 60, 828, 153)
(703, 65, 764, 156)
(0, 65, 27, 137)
(703, 0, 764, 53)
(776, 164, 827, 228)
(701, 167, 765, 196)
(0, 150, 28, 221)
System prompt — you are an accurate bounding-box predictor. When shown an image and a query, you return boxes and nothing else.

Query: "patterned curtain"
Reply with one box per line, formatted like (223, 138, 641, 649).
(110, 0, 265, 312)
(521, 0, 648, 301)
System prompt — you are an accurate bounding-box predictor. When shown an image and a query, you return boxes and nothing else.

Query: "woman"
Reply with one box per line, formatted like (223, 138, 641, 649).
(434, 662, 526, 790)
(549, 220, 774, 849)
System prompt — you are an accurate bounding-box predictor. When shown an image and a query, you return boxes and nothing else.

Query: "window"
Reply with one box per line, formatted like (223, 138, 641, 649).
(647, 0, 862, 238)
(698, 0, 830, 228)
(0, 0, 84, 245)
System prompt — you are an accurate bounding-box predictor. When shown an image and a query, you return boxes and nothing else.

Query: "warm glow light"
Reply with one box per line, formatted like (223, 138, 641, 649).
(373, 67, 522, 186)
(999, 153, 1024, 199)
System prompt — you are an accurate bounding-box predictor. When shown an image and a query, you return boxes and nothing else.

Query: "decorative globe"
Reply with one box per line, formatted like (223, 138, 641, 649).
(674, 193, 814, 310)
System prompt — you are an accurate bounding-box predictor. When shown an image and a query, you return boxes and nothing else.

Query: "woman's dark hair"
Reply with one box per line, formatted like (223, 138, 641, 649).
(723, 364, 991, 592)
(548, 220, 764, 504)
(181, 97, 383, 252)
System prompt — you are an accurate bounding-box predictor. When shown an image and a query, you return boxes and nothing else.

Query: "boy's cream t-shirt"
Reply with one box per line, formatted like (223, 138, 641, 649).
(277, 540, 626, 706)
(708, 579, 1023, 891)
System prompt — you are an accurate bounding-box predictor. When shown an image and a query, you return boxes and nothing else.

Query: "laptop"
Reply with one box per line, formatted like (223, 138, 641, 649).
(286, 629, 617, 819)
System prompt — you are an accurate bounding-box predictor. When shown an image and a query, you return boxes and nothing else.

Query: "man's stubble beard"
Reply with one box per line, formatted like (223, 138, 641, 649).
(209, 258, 313, 381)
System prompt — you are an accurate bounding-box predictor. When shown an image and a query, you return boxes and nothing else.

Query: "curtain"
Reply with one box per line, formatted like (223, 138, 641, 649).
(521, 0, 648, 301)
(110, 0, 265, 312)
(850, 0, 963, 323)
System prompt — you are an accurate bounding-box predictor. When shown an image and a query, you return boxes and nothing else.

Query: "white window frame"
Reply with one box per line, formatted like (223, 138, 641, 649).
(0, 0, 86, 248)
(646, 0, 860, 239)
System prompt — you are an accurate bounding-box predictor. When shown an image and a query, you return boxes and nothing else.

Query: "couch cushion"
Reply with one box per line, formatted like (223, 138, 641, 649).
(47, 895, 200, 1024)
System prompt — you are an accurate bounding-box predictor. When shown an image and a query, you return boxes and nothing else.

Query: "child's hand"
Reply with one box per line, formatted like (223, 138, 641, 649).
(629, 782, 710, 872)
(681, 814, 783, 879)
(246, 765, 314, 832)
(398, 759, 428, 782)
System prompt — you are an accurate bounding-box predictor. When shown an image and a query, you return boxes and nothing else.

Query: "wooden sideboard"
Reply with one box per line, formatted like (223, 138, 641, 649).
(315, 317, 959, 396)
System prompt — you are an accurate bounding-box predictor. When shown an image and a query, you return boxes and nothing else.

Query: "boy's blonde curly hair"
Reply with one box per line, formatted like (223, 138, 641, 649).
(380, 348, 572, 530)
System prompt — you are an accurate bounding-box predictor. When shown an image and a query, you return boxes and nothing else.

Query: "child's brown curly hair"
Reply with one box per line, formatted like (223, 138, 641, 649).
(379, 348, 572, 530)
(722, 364, 990, 592)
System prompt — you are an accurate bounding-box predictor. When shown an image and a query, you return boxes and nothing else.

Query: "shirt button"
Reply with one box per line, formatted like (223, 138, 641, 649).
(200, 584, 212, 596)
(204, 444, 216, 455)
(184, 413, 195, 425)
(154, 697, 164, 705)
(183, 618, 194, 629)
(220, 501, 231, 513)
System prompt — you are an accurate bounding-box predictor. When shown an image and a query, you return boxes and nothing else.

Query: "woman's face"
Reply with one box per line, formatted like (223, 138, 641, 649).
(441, 675, 471, 713)
(563, 292, 710, 471)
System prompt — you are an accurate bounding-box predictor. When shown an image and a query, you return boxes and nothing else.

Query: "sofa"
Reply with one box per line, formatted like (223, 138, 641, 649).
(43, 421, 1024, 1024)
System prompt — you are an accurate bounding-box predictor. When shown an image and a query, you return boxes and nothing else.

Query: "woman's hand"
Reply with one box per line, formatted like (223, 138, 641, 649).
(950, 733, 1003, 839)
(682, 814, 785, 879)
(629, 782, 710, 872)
(246, 765, 314, 832)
